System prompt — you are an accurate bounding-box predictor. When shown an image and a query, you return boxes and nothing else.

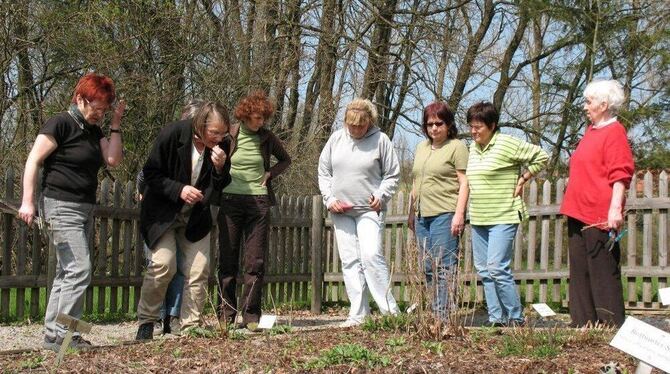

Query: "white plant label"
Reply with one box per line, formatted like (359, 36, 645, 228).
(531, 303, 556, 317)
(658, 287, 670, 305)
(406, 303, 418, 314)
(258, 314, 277, 329)
(610, 316, 670, 373)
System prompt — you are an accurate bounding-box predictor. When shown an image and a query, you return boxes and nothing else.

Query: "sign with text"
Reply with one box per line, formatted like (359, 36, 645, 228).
(258, 314, 277, 330)
(531, 303, 556, 317)
(609, 316, 670, 373)
(659, 287, 670, 306)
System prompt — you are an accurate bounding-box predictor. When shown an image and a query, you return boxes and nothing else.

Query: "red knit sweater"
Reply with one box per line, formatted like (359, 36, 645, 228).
(560, 121, 634, 226)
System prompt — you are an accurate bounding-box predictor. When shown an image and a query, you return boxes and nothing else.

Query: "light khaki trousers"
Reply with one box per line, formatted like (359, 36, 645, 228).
(137, 213, 210, 329)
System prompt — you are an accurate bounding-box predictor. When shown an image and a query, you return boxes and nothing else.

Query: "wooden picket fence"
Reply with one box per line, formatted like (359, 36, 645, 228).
(0, 167, 668, 321)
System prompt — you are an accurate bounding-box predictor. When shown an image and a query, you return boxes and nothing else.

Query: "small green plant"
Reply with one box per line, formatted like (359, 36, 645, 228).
(172, 348, 183, 359)
(495, 328, 567, 358)
(303, 343, 391, 369)
(385, 336, 406, 347)
(228, 329, 247, 341)
(183, 326, 217, 338)
(361, 313, 411, 332)
(421, 341, 444, 356)
(20, 355, 45, 369)
(268, 324, 293, 336)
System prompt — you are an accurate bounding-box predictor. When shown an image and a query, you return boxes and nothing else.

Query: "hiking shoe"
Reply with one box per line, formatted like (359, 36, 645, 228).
(168, 316, 181, 336)
(508, 319, 526, 328)
(339, 319, 363, 328)
(42, 336, 58, 352)
(136, 322, 154, 340)
(487, 321, 506, 328)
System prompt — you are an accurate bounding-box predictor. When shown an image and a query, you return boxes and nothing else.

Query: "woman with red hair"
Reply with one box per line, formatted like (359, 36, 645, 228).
(217, 91, 291, 331)
(18, 73, 125, 351)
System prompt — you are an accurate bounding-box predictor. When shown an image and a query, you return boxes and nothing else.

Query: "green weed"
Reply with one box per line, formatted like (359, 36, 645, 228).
(421, 341, 444, 356)
(302, 343, 391, 369)
(361, 313, 411, 332)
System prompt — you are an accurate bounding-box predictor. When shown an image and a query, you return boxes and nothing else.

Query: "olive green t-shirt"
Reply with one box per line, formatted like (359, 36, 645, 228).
(411, 139, 468, 217)
(223, 126, 268, 195)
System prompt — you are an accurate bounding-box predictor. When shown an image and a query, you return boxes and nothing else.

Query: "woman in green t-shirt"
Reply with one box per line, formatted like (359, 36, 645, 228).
(408, 102, 469, 320)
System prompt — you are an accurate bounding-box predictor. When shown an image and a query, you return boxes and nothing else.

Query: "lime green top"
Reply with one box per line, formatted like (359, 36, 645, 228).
(466, 132, 548, 225)
(411, 139, 468, 217)
(223, 125, 268, 195)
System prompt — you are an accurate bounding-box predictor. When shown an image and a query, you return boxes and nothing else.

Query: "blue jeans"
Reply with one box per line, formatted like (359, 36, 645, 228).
(414, 213, 459, 318)
(143, 244, 184, 319)
(42, 196, 94, 339)
(471, 224, 523, 324)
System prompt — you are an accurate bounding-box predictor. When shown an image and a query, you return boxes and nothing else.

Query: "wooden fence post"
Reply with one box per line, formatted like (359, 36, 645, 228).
(1, 168, 14, 320)
(310, 195, 323, 314)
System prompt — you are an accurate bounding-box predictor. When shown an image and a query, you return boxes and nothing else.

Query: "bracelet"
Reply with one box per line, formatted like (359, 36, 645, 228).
(110, 128, 122, 134)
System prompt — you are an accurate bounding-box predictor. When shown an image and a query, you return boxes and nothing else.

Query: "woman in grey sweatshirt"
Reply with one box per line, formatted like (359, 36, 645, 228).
(318, 98, 401, 327)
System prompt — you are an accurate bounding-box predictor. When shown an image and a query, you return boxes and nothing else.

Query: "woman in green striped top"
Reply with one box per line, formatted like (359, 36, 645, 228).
(465, 102, 548, 327)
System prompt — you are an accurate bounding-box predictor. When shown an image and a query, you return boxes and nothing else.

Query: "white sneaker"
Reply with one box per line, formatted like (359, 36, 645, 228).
(339, 319, 362, 328)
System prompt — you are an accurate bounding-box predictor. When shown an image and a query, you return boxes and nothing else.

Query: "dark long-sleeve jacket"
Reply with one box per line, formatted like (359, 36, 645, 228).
(227, 125, 291, 206)
(140, 119, 231, 248)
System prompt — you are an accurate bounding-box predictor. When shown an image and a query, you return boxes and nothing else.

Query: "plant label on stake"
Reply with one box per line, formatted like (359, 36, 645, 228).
(531, 303, 556, 317)
(658, 287, 670, 306)
(610, 316, 670, 373)
(258, 314, 277, 329)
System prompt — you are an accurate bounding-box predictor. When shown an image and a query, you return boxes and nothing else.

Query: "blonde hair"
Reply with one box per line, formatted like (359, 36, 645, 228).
(345, 98, 378, 127)
(583, 79, 626, 114)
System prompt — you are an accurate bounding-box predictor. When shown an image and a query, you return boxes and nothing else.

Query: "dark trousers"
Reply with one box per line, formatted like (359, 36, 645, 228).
(567, 217, 625, 327)
(217, 194, 269, 324)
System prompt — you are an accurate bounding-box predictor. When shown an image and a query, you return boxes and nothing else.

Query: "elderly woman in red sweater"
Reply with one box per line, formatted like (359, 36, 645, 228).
(560, 79, 634, 328)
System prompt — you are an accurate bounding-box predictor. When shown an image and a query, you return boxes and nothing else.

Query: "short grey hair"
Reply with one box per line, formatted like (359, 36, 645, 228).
(181, 98, 205, 120)
(583, 79, 626, 114)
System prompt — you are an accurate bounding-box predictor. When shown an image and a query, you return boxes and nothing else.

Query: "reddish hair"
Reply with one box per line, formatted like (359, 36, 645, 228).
(234, 90, 274, 121)
(71, 73, 116, 105)
(422, 102, 457, 141)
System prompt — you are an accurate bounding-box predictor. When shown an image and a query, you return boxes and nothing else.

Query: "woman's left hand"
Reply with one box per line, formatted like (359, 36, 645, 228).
(260, 172, 271, 186)
(211, 145, 227, 171)
(450, 212, 465, 236)
(607, 208, 624, 231)
(111, 99, 126, 127)
(368, 194, 381, 212)
(514, 177, 525, 198)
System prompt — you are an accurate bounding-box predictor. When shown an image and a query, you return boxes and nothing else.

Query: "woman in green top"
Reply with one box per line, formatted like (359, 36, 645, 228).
(217, 91, 291, 330)
(408, 102, 469, 319)
(466, 101, 548, 327)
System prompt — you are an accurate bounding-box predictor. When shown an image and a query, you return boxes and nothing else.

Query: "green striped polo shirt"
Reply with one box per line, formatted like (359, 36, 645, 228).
(466, 132, 548, 225)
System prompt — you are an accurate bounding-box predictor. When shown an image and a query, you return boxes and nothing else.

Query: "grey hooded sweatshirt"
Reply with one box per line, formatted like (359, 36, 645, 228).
(318, 126, 400, 214)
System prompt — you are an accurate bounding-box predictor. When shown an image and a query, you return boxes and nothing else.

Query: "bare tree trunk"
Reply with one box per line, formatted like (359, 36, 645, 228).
(492, 6, 529, 112)
(447, 0, 494, 110)
(361, 0, 398, 100)
(530, 18, 543, 145)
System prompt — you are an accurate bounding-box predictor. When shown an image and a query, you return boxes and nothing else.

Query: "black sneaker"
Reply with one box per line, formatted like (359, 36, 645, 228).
(136, 322, 154, 340)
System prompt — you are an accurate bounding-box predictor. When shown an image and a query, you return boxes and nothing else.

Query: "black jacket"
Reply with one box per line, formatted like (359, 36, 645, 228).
(140, 119, 231, 248)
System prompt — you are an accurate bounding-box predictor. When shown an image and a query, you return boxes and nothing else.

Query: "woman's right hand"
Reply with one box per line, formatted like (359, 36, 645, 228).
(328, 200, 345, 213)
(18, 202, 35, 226)
(407, 215, 415, 232)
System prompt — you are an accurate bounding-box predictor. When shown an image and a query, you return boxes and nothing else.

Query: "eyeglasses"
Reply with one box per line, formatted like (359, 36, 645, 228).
(83, 98, 112, 115)
(205, 128, 228, 137)
(426, 121, 445, 128)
